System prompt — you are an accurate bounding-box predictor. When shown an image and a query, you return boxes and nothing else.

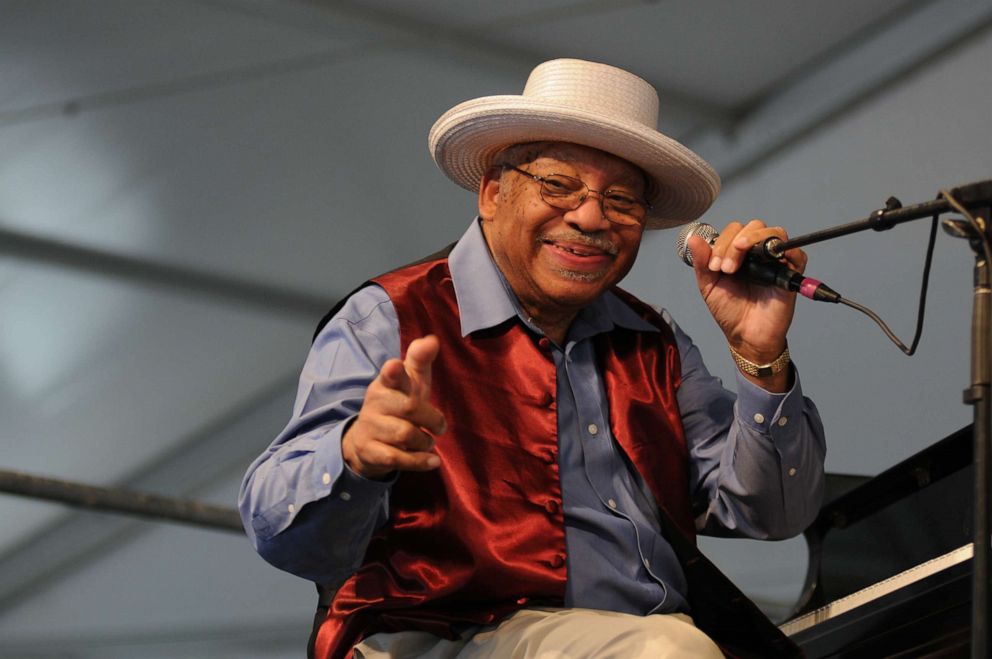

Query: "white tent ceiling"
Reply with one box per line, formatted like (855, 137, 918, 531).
(1, 1, 991, 657)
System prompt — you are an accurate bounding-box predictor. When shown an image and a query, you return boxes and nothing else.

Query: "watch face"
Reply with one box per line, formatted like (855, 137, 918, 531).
(731, 346, 789, 378)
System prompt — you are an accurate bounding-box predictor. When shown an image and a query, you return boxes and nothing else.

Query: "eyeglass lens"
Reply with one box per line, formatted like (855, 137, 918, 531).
(538, 174, 646, 226)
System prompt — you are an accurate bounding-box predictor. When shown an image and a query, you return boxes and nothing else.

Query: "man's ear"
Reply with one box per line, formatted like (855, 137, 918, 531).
(478, 168, 502, 220)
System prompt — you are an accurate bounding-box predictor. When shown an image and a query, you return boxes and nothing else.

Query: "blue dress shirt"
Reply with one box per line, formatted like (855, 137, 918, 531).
(239, 219, 826, 616)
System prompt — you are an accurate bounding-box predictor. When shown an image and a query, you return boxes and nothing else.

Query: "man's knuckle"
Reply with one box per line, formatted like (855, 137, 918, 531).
(389, 427, 410, 445)
(375, 450, 398, 469)
(399, 399, 419, 418)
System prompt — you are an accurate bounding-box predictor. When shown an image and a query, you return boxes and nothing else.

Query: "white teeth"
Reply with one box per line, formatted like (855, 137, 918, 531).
(543, 239, 613, 257)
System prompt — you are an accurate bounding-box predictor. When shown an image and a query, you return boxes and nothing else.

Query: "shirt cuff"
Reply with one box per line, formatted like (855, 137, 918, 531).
(734, 364, 804, 434)
(335, 457, 398, 497)
(251, 416, 393, 539)
(316, 415, 396, 501)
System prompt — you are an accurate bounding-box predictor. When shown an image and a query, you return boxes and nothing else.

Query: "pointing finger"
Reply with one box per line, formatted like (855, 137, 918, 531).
(404, 335, 440, 393)
(377, 358, 413, 395)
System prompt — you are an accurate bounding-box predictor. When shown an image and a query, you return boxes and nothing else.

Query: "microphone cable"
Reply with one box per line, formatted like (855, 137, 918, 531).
(842, 187, 990, 356)
(837, 212, 937, 356)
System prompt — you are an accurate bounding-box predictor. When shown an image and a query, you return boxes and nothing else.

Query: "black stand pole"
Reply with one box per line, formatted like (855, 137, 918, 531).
(759, 180, 992, 258)
(964, 204, 992, 659)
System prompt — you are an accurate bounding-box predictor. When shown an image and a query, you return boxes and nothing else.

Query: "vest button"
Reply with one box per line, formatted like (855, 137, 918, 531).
(544, 499, 561, 514)
(540, 392, 554, 407)
(537, 337, 552, 351)
(549, 553, 566, 569)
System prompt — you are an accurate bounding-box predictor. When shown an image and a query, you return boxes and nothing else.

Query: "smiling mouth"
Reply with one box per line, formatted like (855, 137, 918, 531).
(541, 234, 618, 257)
(541, 241, 616, 281)
(547, 241, 607, 257)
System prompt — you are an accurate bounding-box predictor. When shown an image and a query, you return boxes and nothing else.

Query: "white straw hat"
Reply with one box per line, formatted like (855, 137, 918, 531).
(429, 58, 720, 230)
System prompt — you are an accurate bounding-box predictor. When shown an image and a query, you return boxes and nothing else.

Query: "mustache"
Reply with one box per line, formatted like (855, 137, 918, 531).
(538, 231, 619, 256)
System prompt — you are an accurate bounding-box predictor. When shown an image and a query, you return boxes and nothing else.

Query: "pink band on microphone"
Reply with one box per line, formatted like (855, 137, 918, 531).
(799, 278, 822, 300)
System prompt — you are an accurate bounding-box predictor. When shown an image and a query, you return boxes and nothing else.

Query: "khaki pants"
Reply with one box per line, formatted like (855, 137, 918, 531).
(354, 607, 724, 658)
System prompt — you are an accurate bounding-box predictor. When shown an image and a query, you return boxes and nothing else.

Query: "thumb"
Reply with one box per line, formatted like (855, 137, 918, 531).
(687, 235, 719, 290)
(686, 234, 713, 272)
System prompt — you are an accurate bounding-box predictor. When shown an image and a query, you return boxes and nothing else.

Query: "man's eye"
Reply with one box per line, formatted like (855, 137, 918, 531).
(543, 176, 581, 194)
(606, 192, 638, 208)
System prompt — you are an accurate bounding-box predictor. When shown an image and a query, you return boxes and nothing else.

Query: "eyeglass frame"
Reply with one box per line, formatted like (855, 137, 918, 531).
(498, 163, 652, 227)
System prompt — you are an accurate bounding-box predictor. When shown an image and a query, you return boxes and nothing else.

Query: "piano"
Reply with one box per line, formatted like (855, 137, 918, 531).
(779, 425, 976, 657)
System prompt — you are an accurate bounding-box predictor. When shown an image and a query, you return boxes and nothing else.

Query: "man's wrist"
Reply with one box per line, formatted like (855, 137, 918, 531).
(729, 343, 790, 379)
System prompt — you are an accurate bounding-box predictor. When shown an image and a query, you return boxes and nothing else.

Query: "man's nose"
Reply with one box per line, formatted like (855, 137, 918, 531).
(564, 193, 610, 232)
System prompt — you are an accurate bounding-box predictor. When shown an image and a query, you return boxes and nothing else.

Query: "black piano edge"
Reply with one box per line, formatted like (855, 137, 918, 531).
(787, 424, 973, 620)
(786, 548, 972, 658)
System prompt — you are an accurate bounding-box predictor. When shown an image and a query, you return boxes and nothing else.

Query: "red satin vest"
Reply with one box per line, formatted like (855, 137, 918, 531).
(313, 256, 695, 659)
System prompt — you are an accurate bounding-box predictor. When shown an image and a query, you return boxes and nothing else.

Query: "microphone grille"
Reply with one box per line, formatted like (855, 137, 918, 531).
(675, 222, 718, 266)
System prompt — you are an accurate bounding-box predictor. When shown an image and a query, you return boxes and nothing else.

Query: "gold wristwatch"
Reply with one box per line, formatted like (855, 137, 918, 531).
(729, 344, 791, 378)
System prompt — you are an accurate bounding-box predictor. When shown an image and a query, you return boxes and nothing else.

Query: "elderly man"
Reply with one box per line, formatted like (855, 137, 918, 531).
(240, 59, 825, 659)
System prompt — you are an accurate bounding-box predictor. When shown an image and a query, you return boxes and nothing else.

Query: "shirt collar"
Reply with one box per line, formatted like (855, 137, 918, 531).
(448, 218, 658, 339)
(448, 219, 518, 336)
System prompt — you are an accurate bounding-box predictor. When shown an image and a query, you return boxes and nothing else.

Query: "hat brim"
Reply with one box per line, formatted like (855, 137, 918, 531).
(429, 95, 721, 230)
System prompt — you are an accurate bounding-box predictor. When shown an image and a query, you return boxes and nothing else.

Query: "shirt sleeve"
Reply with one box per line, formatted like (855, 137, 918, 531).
(238, 285, 401, 585)
(662, 310, 827, 540)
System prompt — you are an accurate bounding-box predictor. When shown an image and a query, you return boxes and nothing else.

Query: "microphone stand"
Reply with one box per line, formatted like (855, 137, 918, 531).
(767, 179, 992, 657)
(969, 229, 991, 659)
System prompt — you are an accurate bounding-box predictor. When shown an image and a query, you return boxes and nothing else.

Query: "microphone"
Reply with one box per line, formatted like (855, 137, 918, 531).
(675, 222, 841, 303)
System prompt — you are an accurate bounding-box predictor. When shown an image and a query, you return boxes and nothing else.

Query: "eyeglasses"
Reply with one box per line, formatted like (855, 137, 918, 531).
(500, 164, 651, 227)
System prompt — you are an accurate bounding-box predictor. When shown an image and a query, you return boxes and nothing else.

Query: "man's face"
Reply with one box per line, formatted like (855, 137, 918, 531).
(478, 142, 647, 321)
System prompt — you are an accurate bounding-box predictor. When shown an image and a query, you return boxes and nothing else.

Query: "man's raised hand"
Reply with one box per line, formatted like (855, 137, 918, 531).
(342, 335, 446, 479)
(686, 219, 807, 392)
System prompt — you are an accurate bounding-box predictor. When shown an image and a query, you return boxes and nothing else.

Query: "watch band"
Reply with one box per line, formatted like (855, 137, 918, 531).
(729, 344, 790, 378)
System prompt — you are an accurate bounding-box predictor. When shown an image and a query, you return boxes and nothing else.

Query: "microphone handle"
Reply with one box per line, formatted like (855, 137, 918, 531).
(742, 251, 841, 303)
(744, 258, 804, 291)
(677, 222, 841, 302)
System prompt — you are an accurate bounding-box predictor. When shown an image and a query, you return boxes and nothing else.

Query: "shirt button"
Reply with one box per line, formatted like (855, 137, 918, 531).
(322, 472, 331, 485)
(287, 504, 296, 514)
(544, 499, 561, 514)
(537, 337, 552, 352)
(753, 413, 765, 424)
(607, 498, 617, 509)
(788, 468, 797, 477)
(587, 423, 599, 436)
(778, 416, 789, 427)
(550, 553, 566, 568)
(340, 491, 352, 501)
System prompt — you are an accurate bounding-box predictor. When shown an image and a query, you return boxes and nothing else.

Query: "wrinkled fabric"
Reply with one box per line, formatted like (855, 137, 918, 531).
(315, 260, 692, 659)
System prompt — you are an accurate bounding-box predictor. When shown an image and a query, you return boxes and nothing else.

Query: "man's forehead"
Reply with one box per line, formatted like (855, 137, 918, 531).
(525, 142, 648, 186)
